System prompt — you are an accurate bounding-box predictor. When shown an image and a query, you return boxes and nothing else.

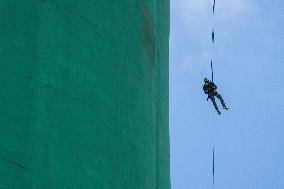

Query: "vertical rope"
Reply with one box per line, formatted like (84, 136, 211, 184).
(211, 60, 214, 82)
(213, 147, 215, 189)
(211, 0, 215, 82)
(213, 0, 216, 14)
(212, 0, 216, 188)
(212, 30, 215, 44)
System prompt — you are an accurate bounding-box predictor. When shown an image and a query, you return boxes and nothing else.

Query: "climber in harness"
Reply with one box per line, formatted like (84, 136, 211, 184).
(203, 78, 228, 115)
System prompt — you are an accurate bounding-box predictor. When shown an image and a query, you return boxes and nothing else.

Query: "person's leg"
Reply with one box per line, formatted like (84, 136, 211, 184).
(210, 96, 221, 115)
(215, 92, 227, 109)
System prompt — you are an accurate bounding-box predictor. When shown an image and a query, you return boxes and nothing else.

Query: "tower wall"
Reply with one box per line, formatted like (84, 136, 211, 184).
(0, 1, 170, 188)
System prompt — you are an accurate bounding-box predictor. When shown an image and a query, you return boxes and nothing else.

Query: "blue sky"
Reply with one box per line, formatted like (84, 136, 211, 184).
(170, 0, 284, 188)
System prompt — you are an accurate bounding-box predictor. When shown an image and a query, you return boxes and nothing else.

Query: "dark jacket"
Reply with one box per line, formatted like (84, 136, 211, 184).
(203, 81, 217, 95)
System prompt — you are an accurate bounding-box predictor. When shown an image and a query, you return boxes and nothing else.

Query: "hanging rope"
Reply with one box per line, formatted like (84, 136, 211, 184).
(211, 60, 214, 82)
(211, 1, 216, 188)
(212, 30, 215, 44)
(213, 0, 216, 14)
(213, 147, 215, 189)
(211, 0, 215, 82)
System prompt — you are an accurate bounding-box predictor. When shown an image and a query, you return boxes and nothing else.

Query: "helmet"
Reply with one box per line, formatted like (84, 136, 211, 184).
(204, 78, 209, 83)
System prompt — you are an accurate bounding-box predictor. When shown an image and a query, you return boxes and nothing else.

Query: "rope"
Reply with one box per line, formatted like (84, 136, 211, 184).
(211, 0, 215, 82)
(211, 1, 216, 188)
(213, 0, 216, 14)
(213, 147, 215, 189)
(212, 30, 215, 44)
(211, 60, 214, 82)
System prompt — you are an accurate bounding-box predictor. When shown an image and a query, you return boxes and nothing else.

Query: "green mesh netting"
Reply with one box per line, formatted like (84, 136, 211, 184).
(0, 1, 170, 188)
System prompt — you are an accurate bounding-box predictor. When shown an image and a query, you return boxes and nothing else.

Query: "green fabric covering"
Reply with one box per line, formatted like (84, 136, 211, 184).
(0, 0, 170, 188)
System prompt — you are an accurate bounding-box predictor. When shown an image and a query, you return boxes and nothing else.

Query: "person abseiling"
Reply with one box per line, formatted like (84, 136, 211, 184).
(203, 78, 228, 115)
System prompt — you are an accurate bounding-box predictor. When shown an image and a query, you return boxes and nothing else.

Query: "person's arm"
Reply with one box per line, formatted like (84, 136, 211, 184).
(204, 86, 210, 101)
(203, 85, 208, 94)
(210, 82, 217, 90)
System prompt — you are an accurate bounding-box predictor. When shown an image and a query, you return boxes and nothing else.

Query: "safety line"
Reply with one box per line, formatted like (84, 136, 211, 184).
(212, 30, 215, 44)
(211, 0, 216, 188)
(211, 60, 214, 82)
(211, 0, 215, 82)
(213, 147, 215, 189)
(213, 0, 216, 14)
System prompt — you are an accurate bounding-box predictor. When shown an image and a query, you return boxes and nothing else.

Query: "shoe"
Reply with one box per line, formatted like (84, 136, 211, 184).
(223, 107, 229, 110)
(217, 111, 221, 115)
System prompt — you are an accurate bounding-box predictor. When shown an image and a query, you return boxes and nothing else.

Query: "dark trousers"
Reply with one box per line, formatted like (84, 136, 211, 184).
(209, 91, 226, 112)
